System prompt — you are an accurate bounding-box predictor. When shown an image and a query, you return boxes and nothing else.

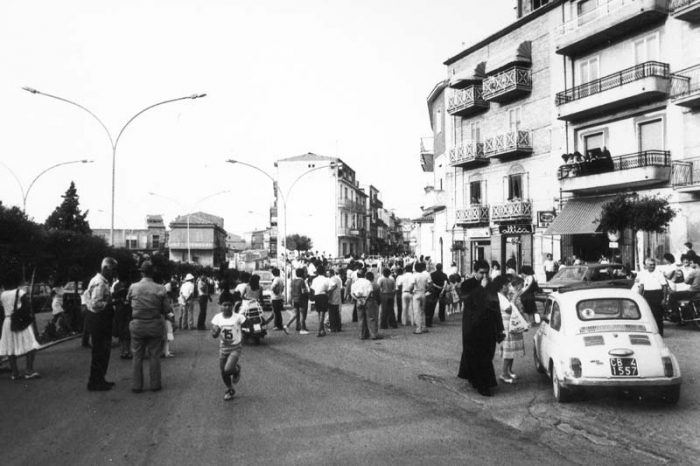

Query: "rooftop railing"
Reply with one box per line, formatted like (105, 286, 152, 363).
(556, 61, 669, 105)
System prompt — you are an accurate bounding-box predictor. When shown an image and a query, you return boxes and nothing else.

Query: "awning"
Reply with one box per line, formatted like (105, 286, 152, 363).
(544, 196, 616, 235)
(449, 62, 486, 88)
(486, 41, 532, 75)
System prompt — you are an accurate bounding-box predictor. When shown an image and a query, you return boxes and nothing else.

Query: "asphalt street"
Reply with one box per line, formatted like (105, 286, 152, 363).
(2, 302, 700, 465)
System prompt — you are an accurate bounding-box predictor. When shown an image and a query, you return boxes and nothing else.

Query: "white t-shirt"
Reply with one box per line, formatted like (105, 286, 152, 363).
(211, 312, 247, 347)
(51, 286, 65, 315)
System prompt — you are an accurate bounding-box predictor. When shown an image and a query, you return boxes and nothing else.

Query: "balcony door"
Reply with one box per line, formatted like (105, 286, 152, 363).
(638, 119, 663, 152)
(634, 33, 659, 66)
(509, 107, 522, 132)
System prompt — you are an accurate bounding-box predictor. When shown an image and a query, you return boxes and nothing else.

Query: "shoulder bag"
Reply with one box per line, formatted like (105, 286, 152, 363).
(11, 289, 34, 332)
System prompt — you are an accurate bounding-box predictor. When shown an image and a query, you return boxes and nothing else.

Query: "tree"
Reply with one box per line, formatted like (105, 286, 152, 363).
(0, 201, 47, 284)
(286, 234, 313, 252)
(597, 193, 676, 270)
(45, 181, 91, 234)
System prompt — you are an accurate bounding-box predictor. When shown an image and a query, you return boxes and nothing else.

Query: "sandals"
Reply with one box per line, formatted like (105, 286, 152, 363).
(224, 388, 236, 401)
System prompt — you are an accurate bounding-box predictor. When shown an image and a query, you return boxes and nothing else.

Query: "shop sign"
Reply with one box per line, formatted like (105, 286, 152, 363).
(467, 227, 491, 238)
(609, 241, 619, 249)
(499, 224, 534, 235)
(537, 211, 556, 228)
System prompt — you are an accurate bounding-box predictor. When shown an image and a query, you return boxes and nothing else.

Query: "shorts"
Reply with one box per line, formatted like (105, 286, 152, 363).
(219, 343, 242, 359)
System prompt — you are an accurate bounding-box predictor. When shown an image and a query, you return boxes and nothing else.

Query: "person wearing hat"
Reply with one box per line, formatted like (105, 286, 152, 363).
(179, 273, 196, 330)
(127, 261, 172, 393)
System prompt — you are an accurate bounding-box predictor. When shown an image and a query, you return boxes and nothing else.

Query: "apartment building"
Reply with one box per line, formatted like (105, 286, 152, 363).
(421, 0, 700, 276)
(169, 211, 227, 267)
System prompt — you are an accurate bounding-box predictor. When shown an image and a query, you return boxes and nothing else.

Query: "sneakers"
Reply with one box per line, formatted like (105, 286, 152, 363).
(498, 375, 515, 384)
(24, 372, 41, 380)
(224, 388, 235, 401)
(231, 364, 241, 384)
(282, 325, 289, 335)
(299, 330, 309, 335)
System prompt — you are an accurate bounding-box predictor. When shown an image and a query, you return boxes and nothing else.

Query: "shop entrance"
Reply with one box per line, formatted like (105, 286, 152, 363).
(470, 240, 490, 272)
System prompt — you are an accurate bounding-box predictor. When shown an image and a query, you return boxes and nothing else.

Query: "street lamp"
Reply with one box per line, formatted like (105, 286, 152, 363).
(23, 86, 206, 246)
(149, 190, 230, 263)
(226, 159, 340, 301)
(0, 159, 93, 212)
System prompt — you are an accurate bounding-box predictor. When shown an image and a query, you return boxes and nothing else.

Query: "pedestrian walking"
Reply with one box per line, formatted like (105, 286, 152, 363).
(196, 275, 212, 331)
(127, 261, 171, 393)
(211, 291, 246, 401)
(0, 272, 41, 381)
(178, 274, 196, 330)
(378, 268, 397, 329)
(543, 254, 557, 282)
(497, 275, 526, 384)
(85, 257, 118, 391)
(412, 262, 431, 334)
(270, 268, 285, 331)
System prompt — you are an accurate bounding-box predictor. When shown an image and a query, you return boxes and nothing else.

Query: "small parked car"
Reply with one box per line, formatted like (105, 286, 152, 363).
(538, 263, 633, 298)
(252, 270, 273, 310)
(534, 284, 681, 403)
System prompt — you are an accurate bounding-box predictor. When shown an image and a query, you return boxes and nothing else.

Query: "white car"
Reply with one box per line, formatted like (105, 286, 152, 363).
(534, 285, 681, 403)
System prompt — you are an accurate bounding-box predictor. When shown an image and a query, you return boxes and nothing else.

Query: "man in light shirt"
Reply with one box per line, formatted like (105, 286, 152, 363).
(399, 265, 415, 326)
(412, 262, 432, 334)
(351, 269, 378, 340)
(635, 257, 668, 336)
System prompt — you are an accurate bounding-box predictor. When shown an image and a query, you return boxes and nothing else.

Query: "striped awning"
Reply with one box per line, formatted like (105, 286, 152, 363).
(544, 196, 616, 235)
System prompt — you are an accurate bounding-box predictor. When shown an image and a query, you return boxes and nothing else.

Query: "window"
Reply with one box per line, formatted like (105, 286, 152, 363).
(508, 107, 522, 132)
(584, 132, 604, 153)
(576, 299, 641, 321)
(638, 119, 663, 151)
(436, 109, 442, 134)
(345, 187, 348, 199)
(126, 238, 138, 249)
(579, 56, 599, 85)
(634, 33, 659, 65)
(508, 174, 523, 201)
(342, 243, 348, 256)
(152, 235, 160, 249)
(550, 301, 562, 331)
(470, 121, 482, 144)
(533, 0, 550, 9)
(470, 181, 482, 205)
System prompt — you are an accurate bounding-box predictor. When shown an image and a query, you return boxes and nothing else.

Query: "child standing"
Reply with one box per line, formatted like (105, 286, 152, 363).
(162, 309, 175, 358)
(442, 277, 455, 316)
(211, 291, 247, 401)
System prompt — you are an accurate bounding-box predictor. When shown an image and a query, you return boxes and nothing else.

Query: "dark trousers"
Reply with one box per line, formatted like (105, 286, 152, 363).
(357, 303, 378, 340)
(395, 289, 403, 323)
(86, 309, 114, 385)
(272, 299, 284, 329)
(81, 310, 91, 346)
(425, 293, 438, 327)
(328, 303, 341, 331)
(130, 319, 164, 391)
(379, 293, 397, 329)
(293, 297, 308, 331)
(197, 295, 210, 329)
(545, 271, 555, 282)
(643, 290, 665, 337)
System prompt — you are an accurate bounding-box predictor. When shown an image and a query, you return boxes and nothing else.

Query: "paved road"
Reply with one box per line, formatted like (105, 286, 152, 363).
(2, 303, 699, 465)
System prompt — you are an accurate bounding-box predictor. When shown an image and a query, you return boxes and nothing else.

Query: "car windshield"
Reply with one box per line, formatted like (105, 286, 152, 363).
(553, 267, 587, 281)
(588, 265, 627, 281)
(576, 299, 641, 321)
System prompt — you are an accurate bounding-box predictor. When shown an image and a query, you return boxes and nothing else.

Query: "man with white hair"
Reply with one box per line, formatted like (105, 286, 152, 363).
(85, 257, 118, 391)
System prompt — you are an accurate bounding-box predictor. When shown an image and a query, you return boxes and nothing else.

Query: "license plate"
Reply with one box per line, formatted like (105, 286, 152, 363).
(610, 358, 638, 377)
(253, 324, 261, 332)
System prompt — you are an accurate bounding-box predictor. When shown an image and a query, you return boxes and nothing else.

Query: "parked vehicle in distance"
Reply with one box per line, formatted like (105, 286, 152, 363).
(538, 264, 633, 298)
(252, 270, 273, 310)
(534, 284, 681, 403)
(20, 283, 52, 312)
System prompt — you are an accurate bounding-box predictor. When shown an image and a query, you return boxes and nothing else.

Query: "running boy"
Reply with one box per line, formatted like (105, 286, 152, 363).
(211, 291, 247, 401)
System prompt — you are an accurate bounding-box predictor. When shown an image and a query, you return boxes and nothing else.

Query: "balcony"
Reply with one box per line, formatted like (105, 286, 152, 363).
(671, 64, 700, 108)
(484, 130, 533, 159)
(449, 140, 487, 167)
(422, 187, 447, 211)
(554, 0, 669, 56)
(556, 62, 670, 121)
(337, 227, 363, 238)
(491, 200, 533, 222)
(671, 0, 700, 22)
(338, 197, 365, 213)
(447, 85, 489, 118)
(456, 205, 490, 225)
(672, 158, 700, 192)
(482, 66, 532, 103)
(558, 150, 671, 193)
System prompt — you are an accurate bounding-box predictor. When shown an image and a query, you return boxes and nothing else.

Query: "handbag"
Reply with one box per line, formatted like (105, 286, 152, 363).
(509, 305, 529, 334)
(11, 289, 34, 332)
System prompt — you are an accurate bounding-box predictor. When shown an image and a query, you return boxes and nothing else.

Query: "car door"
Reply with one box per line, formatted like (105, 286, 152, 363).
(536, 297, 554, 369)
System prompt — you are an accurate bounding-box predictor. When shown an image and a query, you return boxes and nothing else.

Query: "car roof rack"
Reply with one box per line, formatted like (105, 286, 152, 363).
(557, 280, 633, 294)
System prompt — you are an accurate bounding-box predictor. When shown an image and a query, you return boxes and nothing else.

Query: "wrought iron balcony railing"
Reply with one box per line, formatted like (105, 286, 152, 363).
(491, 200, 532, 222)
(555, 0, 647, 36)
(671, 64, 700, 100)
(447, 85, 488, 116)
(449, 141, 486, 166)
(456, 205, 490, 224)
(556, 61, 669, 105)
(672, 158, 700, 189)
(557, 150, 670, 180)
(670, 0, 700, 12)
(483, 66, 532, 102)
(484, 130, 532, 157)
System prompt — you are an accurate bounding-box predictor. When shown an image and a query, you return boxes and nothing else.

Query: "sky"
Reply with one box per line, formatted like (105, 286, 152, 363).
(0, 0, 516, 237)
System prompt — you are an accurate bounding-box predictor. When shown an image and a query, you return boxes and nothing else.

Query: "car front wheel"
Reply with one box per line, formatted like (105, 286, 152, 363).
(551, 364, 573, 403)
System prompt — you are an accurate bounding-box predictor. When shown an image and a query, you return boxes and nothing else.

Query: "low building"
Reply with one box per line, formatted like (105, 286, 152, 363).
(92, 215, 166, 254)
(169, 211, 227, 267)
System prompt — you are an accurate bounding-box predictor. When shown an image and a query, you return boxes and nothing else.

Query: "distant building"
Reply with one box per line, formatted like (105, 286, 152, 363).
(169, 211, 227, 267)
(92, 215, 166, 254)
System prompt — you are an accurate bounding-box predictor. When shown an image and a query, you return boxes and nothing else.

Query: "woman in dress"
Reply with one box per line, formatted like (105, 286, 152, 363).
(497, 275, 526, 383)
(0, 274, 41, 380)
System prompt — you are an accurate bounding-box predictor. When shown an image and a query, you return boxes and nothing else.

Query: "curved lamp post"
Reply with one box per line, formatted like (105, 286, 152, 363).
(0, 159, 93, 212)
(23, 86, 206, 246)
(149, 190, 230, 263)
